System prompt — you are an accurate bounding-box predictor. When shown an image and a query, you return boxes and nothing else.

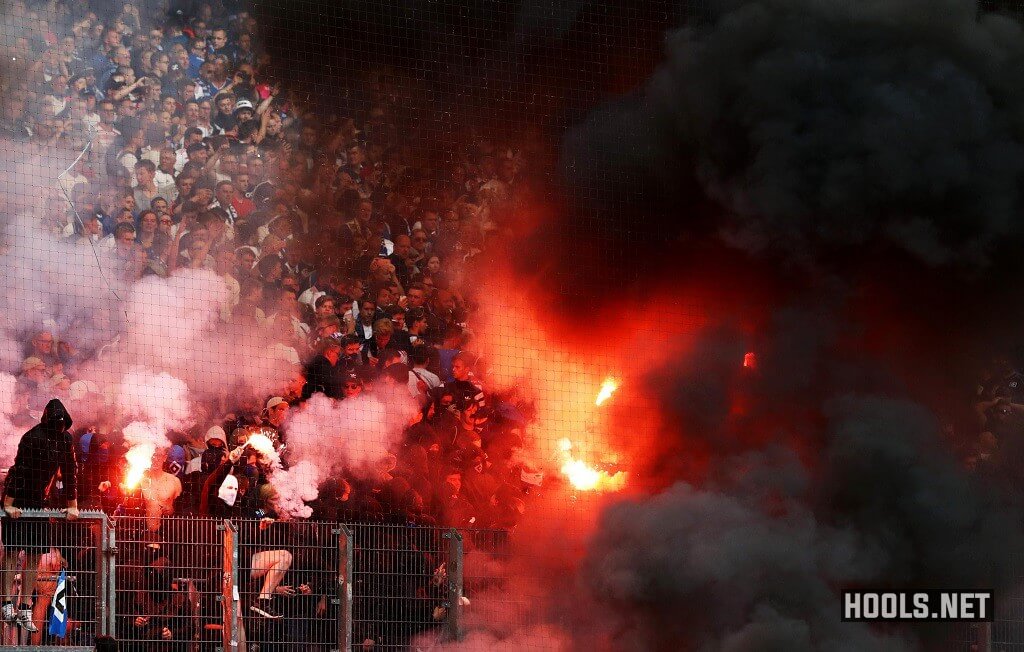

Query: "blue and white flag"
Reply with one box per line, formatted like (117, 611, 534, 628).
(48, 568, 68, 638)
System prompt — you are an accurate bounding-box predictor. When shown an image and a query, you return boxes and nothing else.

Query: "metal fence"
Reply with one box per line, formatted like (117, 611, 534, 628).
(952, 584, 1024, 651)
(0, 512, 468, 650)
(0, 510, 109, 651)
(347, 523, 461, 650)
(235, 518, 346, 651)
(112, 514, 224, 651)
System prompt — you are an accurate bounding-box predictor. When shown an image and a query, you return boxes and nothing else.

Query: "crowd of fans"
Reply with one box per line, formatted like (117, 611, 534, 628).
(0, 0, 540, 646)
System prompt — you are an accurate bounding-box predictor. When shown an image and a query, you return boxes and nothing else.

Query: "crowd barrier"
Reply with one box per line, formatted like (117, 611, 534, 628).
(0, 512, 468, 651)
(347, 523, 462, 650)
(0, 509, 109, 651)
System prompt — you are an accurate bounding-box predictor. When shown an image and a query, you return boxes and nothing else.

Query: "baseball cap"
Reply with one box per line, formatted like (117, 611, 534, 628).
(233, 99, 254, 114)
(266, 396, 288, 410)
(68, 379, 99, 401)
(21, 357, 46, 373)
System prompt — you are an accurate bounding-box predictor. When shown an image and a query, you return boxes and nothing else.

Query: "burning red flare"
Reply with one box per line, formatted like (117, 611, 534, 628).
(595, 377, 619, 406)
(558, 438, 627, 492)
(123, 443, 155, 490)
(555, 377, 629, 492)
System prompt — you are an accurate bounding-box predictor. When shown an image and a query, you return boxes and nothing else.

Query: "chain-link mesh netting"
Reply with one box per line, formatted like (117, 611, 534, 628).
(0, 0, 690, 649)
(2, 0, 1024, 650)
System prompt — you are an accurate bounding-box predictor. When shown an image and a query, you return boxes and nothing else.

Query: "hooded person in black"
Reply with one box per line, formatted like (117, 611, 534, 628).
(1, 399, 79, 631)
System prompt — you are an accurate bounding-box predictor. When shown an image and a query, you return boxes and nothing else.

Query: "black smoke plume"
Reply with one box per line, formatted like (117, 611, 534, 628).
(566, 5, 1024, 645)
(565, 0, 1024, 267)
(583, 310, 1024, 651)
(258, 0, 1024, 648)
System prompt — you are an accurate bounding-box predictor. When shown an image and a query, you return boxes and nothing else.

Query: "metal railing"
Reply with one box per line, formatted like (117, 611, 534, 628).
(346, 522, 460, 650)
(111, 514, 224, 650)
(0, 509, 109, 650)
(0, 513, 468, 650)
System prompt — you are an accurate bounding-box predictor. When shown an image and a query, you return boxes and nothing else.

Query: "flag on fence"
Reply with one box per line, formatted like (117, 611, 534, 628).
(48, 568, 68, 637)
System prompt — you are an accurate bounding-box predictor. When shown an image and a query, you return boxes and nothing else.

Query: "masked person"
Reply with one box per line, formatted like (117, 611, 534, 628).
(199, 450, 292, 620)
(125, 555, 187, 651)
(1, 399, 79, 631)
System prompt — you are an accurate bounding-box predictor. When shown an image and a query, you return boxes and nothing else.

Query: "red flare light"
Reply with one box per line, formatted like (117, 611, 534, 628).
(595, 377, 619, 406)
(557, 437, 627, 492)
(123, 443, 154, 490)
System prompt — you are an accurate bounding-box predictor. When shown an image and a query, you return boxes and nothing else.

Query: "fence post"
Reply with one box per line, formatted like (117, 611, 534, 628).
(335, 523, 353, 652)
(106, 521, 116, 639)
(221, 519, 239, 650)
(444, 528, 464, 641)
(96, 513, 108, 636)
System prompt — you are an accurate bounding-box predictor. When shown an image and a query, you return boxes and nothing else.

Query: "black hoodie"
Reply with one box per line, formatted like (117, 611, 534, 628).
(3, 399, 78, 508)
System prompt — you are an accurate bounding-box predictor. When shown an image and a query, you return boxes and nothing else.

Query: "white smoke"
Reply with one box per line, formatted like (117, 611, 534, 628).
(0, 213, 123, 374)
(115, 369, 192, 480)
(238, 433, 320, 519)
(269, 460, 321, 519)
(259, 387, 419, 516)
(0, 136, 292, 428)
(0, 372, 21, 467)
(123, 268, 296, 400)
(116, 368, 192, 432)
(122, 421, 170, 458)
(285, 388, 418, 479)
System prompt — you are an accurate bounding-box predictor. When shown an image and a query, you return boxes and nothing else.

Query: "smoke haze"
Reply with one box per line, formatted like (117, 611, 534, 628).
(565, 0, 1024, 267)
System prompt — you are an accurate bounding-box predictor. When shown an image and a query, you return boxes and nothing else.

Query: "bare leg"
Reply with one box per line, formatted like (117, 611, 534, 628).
(30, 549, 63, 643)
(249, 550, 292, 600)
(29, 594, 50, 644)
(19, 553, 41, 606)
(1, 554, 18, 600)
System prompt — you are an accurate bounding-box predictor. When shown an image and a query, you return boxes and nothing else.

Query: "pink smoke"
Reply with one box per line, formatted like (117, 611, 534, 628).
(116, 369, 192, 432)
(0, 372, 21, 467)
(285, 388, 418, 479)
(122, 268, 296, 401)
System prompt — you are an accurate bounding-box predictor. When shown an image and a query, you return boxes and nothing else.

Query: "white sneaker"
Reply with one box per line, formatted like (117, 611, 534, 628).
(15, 609, 37, 632)
(0, 603, 13, 623)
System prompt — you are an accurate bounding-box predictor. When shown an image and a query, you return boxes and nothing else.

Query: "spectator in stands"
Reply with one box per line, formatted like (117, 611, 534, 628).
(0, 0, 544, 643)
(94, 634, 118, 651)
(139, 447, 183, 540)
(1, 399, 79, 633)
(123, 555, 186, 649)
(302, 334, 346, 400)
(364, 318, 411, 367)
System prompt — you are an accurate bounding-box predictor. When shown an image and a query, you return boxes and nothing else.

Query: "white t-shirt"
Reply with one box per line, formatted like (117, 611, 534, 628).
(298, 286, 325, 309)
(411, 367, 441, 391)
